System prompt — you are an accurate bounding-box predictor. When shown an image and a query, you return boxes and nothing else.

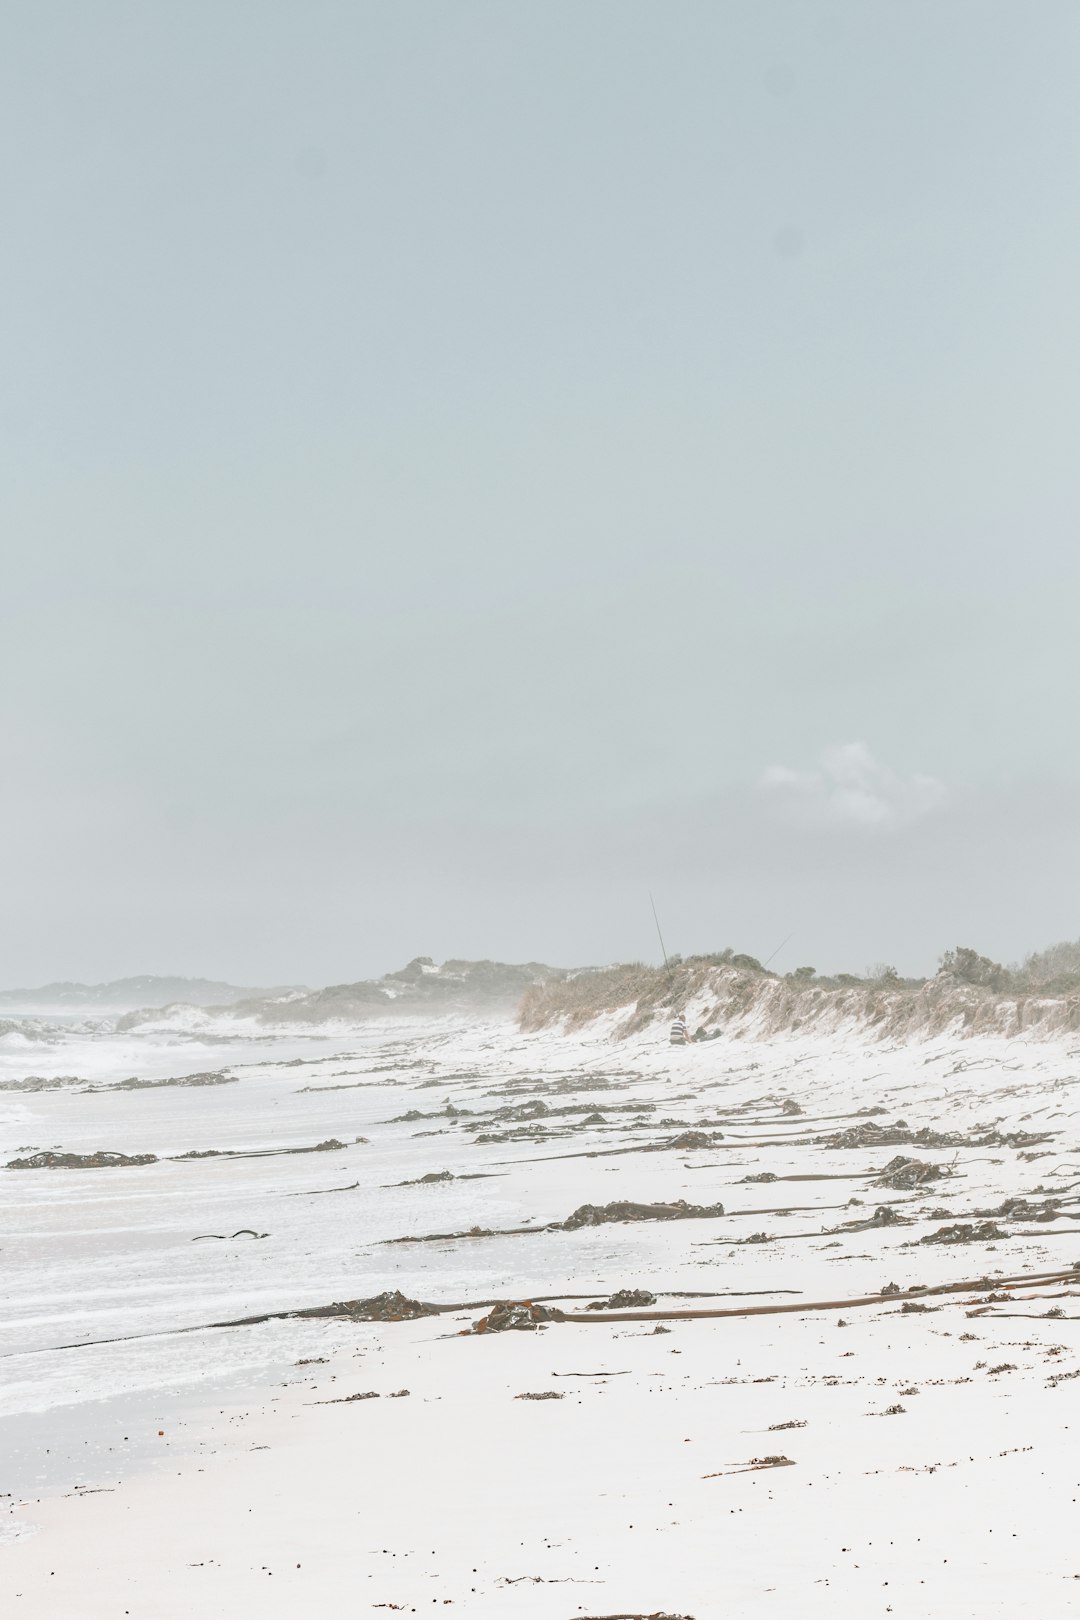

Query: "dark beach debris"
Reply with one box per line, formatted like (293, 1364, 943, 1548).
(488, 1099, 551, 1122)
(742, 1171, 778, 1183)
(661, 1131, 724, 1150)
(0, 1074, 85, 1093)
(745, 1232, 775, 1244)
(837, 1204, 909, 1231)
(388, 1389, 410, 1397)
(391, 1096, 656, 1130)
(515, 1390, 564, 1400)
(819, 1121, 1053, 1152)
(486, 1071, 622, 1095)
(389, 1168, 502, 1187)
(551, 1371, 630, 1378)
(561, 1198, 725, 1229)
(315, 1390, 380, 1405)
(524, 1263, 1080, 1327)
(192, 1229, 269, 1241)
(395, 1199, 739, 1244)
(387, 1224, 522, 1245)
(0, 1070, 238, 1094)
(586, 1289, 657, 1311)
(768, 1420, 807, 1431)
(703, 1455, 794, 1478)
(43, 1265, 1080, 1360)
(872, 1155, 950, 1190)
(474, 1130, 544, 1145)
(102, 1070, 236, 1091)
(820, 1122, 953, 1150)
(173, 1139, 350, 1161)
(880, 1404, 907, 1416)
(6, 1150, 158, 1169)
(976, 1196, 1062, 1222)
(291, 1180, 360, 1196)
(574, 1613, 696, 1620)
(388, 1105, 474, 1123)
(465, 1301, 555, 1334)
(920, 1222, 1010, 1245)
(296, 1079, 390, 1093)
(303, 1290, 440, 1323)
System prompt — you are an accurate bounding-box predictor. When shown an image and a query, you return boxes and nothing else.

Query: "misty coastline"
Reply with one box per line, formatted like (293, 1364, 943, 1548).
(7, 937, 1079, 1050)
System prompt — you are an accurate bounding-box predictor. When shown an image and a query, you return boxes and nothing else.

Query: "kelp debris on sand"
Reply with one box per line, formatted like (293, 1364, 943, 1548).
(872, 1155, 951, 1189)
(388, 1224, 524, 1245)
(819, 1120, 1053, 1151)
(174, 1138, 353, 1160)
(523, 1264, 1080, 1328)
(301, 1290, 439, 1323)
(920, 1222, 1009, 1245)
(976, 1196, 1064, 1222)
(576, 1613, 696, 1620)
(315, 1390, 380, 1405)
(0, 1074, 84, 1093)
(562, 1199, 725, 1229)
(390, 1168, 498, 1187)
(586, 1289, 657, 1310)
(703, 1456, 795, 1477)
(101, 1070, 236, 1091)
(389, 1198, 729, 1246)
(0, 1070, 235, 1093)
(6, 1149, 158, 1169)
(466, 1301, 555, 1333)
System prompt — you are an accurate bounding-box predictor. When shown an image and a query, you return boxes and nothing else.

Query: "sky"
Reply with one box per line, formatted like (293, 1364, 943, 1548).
(2, 1, 1079, 987)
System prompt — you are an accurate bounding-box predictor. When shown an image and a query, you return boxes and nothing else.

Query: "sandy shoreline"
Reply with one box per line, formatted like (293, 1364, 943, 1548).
(3, 1014, 1080, 1615)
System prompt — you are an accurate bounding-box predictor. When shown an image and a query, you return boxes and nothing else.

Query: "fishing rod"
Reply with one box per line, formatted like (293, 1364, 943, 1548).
(762, 932, 793, 970)
(649, 891, 669, 968)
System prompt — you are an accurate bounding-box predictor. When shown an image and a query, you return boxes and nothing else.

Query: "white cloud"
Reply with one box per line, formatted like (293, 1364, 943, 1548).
(759, 742, 948, 830)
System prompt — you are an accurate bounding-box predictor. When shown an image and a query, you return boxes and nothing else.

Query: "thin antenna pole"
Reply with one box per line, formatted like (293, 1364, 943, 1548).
(762, 932, 793, 970)
(649, 891, 669, 968)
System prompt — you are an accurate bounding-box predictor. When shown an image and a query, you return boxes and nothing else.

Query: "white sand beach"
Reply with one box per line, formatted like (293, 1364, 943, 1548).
(3, 1010, 1080, 1617)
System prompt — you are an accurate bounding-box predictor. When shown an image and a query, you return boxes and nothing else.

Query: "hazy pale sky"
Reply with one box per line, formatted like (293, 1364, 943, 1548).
(3, 1, 1079, 986)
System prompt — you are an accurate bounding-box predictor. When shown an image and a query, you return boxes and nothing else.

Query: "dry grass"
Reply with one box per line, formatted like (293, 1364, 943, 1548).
(518, 959, 1080, 1044)
(519, 959, 722, 1033)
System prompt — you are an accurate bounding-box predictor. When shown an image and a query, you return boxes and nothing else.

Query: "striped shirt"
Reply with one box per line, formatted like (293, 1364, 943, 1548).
(670, 1016, 689, 1045)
